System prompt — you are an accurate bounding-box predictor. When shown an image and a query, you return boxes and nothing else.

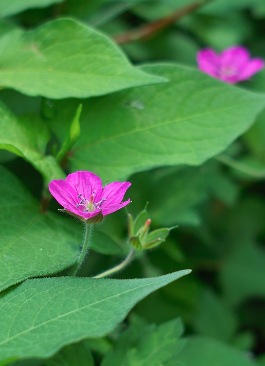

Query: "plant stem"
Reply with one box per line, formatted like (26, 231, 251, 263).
(114, 1, 206, 44)
(71, 223, 93, 276)
(217, 155, 265, 178)
(94, 249, 135, 279)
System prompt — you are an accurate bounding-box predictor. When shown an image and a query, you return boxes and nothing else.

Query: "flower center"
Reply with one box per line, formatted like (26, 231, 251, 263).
(76, 193, 106, 213)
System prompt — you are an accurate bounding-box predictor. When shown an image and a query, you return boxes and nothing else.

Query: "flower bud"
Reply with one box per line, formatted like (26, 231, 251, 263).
(128, 209, 175, 250)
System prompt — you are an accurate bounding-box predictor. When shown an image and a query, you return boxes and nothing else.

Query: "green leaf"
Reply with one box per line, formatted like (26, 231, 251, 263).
(220, 199, 265, 305)
(67, 64, 265, 181)
(0, 19, 165, 99)
(244, 108, 265, 162)
(45, 342, 94, 366)
(0, 101, 64, 183)
(0, 0, 63, 17)
(92, 229, 125, 255)
(0, 270, 191, 360)
(146, 163, 238, 226)
(0, 359, 17, 366)
(221, 239, 265, 305)
(193, 289, 237, 342)
(102, 318, 185, 366)
(201, 0, 263, 14)
(133, 0, 195, 21)
(0, 166, 80, 293)
(177, 336, 257, 366)
(56, 104, 82, 163)
(258, 355, 265, 366)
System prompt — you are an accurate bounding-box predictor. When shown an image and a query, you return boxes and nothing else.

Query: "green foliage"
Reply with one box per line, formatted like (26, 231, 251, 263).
(56, 104, 82, 163)
(220, 200, 265, 305)
(44, 343, 94, 366)
(0, 0, 265, 364)
(0, 101, 63, 183)
(0, 0, 63, 17)
(102, 318, 184, 366)
(0, 19, 164, 99)
(193, 288, 237, 341)
(49, 64, 265, 181)
(0, 270, 190, 360)
(0, 166, 80, 292)
(177, 336, 257, 366)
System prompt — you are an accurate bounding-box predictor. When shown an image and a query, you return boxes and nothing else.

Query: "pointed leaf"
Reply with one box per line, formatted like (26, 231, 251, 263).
(0, 167, 80, 293)
(0, 101, 64, 183)
(67, 64, 265, 180)
(0, 19, 165, 99)
(102, 318, 184, 366)
(0, 270, 191, 360)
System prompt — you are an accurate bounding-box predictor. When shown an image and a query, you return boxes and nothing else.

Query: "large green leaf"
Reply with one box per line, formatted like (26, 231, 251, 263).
(177, 336, 257, 366)
(193, 289, 237, 342)
(221, 239, 265, 305)
(67, 64, 265, 181)
(0, 166, 80, 292)
(0, 19, 164, 99)
(0, 270, 190, 361)
(102, 318, 184, 366)
(0, 101, 64, 183)
(45, 343, 94, 366)
(219, 199, 265, 305)
(129, 162, 237, 227)
(0, 0, 62, 17)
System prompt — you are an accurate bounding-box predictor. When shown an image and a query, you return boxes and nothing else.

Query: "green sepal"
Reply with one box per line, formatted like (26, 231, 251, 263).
(134, 210, 148, 234)
(129, 236, 143, 251)
(144, 228, 171, 249)
(86, 212, 104, 224)
(127, 208, 175, 251)
(56, 104, 82, 163)
(58, 209, 103, 225)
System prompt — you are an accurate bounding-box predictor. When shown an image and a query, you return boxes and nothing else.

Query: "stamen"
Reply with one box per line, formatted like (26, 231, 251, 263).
(94, 198, 107, 210)
(76, 193, 88, 209)
(76, 193, 107, 212)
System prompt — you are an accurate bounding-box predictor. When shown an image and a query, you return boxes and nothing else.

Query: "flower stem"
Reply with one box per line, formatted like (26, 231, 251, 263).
(71, 223, 93, 276)
(94, 249, 135, 279)
(217, 155, 265, 178)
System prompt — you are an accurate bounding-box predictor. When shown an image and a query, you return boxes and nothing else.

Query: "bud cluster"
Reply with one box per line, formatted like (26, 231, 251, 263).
(127, 208, 175, 250)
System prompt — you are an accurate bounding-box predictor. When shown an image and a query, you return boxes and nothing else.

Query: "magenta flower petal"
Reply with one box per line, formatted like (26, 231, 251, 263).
(197, 45, 264, 84)
(49, 180, 78, 212)
(197, 49, 219, 78)
(102, 199, 131, 216)
(49, 171, 131, 222)
(66, 171, 103, 203)
(238, 58, 265, 81)
(220, 46, 250, 69)
(102, 182, 131, 205)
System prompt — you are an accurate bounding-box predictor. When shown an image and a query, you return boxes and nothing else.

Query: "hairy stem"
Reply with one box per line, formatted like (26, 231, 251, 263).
(94, 249, 135, 279)
(71, 223, 94, 276)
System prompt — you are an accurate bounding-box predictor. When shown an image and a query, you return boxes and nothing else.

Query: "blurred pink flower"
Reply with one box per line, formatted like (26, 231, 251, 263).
(49, 171, 131, 222)
(197, 46, 264, 84)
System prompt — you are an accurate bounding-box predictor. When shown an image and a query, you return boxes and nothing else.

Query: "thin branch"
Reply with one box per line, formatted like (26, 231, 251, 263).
(114, 1, 206, 44)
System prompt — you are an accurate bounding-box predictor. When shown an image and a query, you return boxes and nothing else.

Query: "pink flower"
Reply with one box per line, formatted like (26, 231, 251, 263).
(197, 46, 264, 84)
(49, 171, 131, 222)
